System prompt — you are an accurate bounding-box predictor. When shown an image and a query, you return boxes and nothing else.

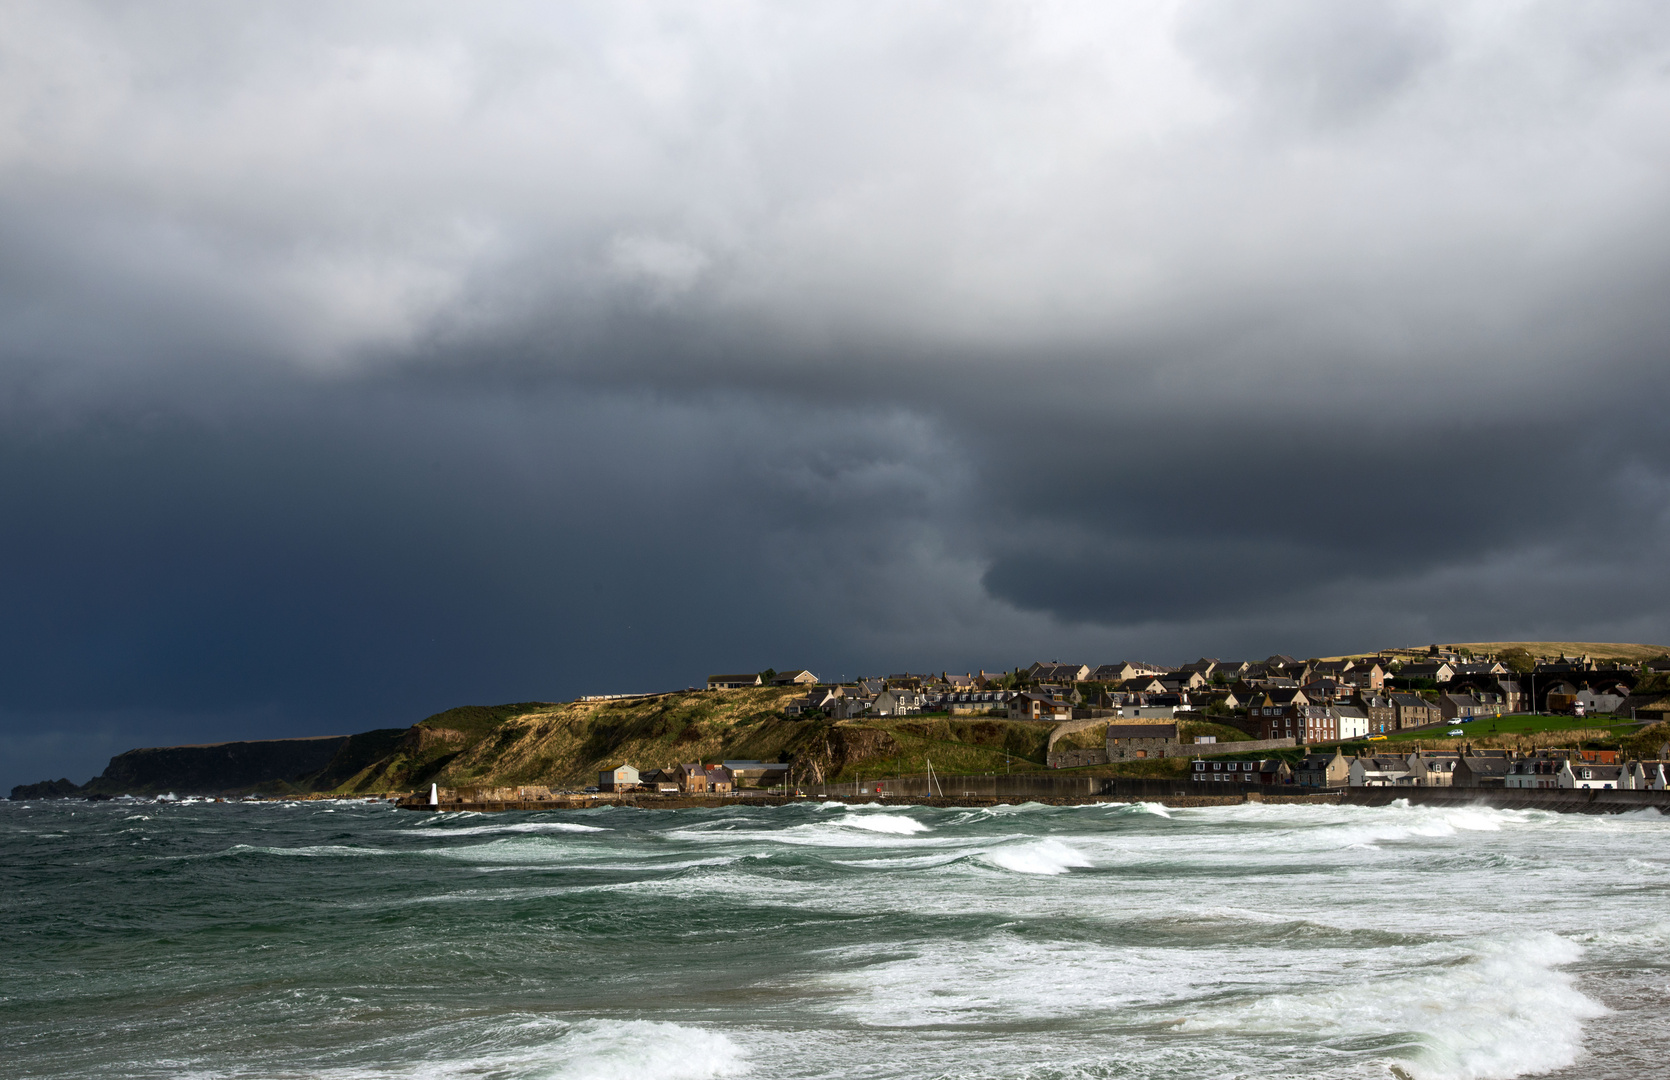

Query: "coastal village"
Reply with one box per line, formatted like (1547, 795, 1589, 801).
(20, 642, 1670, 805)
(578, 647, 1670, 797)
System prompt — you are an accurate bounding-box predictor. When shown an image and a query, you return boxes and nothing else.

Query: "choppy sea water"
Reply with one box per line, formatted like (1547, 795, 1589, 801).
(4, 798, 1670, 1080)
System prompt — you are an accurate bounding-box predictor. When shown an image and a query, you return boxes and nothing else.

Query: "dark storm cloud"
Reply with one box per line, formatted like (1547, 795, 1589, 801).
(4, 1, 1670, 787)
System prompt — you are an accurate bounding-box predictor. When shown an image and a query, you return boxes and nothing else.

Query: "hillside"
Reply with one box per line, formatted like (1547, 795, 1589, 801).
(1328, 642, 1670, 663)
(333, 687, 1062, 792)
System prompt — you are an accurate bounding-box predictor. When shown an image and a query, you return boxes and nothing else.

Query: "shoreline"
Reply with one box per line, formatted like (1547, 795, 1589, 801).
(392, 785, 1670, 815)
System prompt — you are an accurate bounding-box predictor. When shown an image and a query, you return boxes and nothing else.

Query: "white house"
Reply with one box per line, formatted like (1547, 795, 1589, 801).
(1349, 755, 1423, 786)
(1565, 762, 1629, 790)
(1332, 706, 1369, 741)
(598, 764, 640, 791)
(1118, 705, 1178, 720)
(872, 689, 924, 717)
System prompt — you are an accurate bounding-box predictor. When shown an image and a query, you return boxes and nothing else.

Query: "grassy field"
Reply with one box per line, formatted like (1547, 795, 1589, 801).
(1439, 641, 1669, 662)
(1321, 641, 1670, 663)
(1376, 713, 1642, 741)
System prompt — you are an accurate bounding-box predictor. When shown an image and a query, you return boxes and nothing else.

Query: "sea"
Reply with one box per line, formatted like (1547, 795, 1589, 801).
(4, 797, 1669, 1080)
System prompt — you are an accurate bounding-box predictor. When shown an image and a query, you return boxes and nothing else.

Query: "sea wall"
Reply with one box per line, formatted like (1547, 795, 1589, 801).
(1341, 785, 1670, 813)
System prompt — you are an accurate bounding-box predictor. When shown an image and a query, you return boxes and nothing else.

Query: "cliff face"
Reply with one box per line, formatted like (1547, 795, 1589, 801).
(77, 734, 394, 796)
(9, 778, 84, 800)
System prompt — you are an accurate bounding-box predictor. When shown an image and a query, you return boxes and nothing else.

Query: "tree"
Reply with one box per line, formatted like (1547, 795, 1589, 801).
(1497, 648, 1535, 675)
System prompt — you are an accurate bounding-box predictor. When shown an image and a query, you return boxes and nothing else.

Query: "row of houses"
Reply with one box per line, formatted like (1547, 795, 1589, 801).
(1203, 748, 1670, 791)
(598, 760, 791, 793)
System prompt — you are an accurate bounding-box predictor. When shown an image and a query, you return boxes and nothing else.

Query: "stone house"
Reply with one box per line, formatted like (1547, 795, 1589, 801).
(1105, 723, 1179, 760)
(1251, 703, 1331, 741)
(1296, 750, 1351, 788)
(1454, 754, 1512, 788)
(1389, 693, 1441, 729)
(1358, 695, 1397, 734)
(678, 763, 711, 792)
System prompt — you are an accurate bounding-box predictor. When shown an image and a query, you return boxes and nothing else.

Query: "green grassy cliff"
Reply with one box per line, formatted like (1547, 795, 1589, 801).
(324, 688, 1070, 792)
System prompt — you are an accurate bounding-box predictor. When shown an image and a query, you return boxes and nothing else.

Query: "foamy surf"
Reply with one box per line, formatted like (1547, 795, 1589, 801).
(838, 813, 930, 834)
(410, 820, 609, 837)
(1173, 931, 1602, 1080)
(296, 1019, 748, 1080)
(538, 1019, 748, 1080)
(982, 838, 1092, 875)
(12, 795, 1667, 1080)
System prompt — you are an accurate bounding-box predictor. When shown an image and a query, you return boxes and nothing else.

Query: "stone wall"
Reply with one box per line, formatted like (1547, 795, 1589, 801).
(1047, 747, 1110, 769)
(1162, 737, 1298, 759)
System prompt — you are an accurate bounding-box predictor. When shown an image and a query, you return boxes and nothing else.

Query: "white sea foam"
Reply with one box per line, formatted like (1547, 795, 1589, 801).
(289, 1018, 747, 1080)
(1114, 801, 1173, 818)
(981, 838, 1092, 875)
(1173, 931, 1602, 1080)
(543, 1019, 748, 1080)
(816, 934, 1184, 1027)
(412, 820, 608, 837)
(219, 843, 395, 858)
(663, 822, 965, 849)
(838, 813, 929, 835)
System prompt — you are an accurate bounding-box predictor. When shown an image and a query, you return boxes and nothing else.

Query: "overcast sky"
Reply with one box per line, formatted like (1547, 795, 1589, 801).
(4, 0, 1670, 789)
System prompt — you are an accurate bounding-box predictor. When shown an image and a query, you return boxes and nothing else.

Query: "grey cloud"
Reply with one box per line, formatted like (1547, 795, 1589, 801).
(5, 2, 1670, 788)
(1176, 0, 1445, 124)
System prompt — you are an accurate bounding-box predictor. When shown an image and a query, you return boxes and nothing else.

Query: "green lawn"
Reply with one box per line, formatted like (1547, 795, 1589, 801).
(1374, 713, 1641, 741)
